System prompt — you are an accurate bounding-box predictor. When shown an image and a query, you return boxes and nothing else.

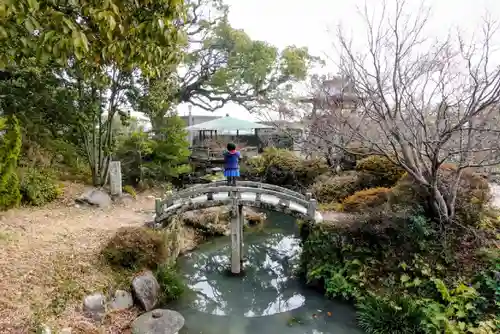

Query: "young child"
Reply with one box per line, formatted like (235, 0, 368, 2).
(223, 142, 241, 186)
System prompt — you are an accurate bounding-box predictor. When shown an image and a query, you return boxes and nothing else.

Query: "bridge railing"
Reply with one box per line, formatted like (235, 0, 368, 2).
(180, 180, 307, 200)
(155, 183, 317, 220)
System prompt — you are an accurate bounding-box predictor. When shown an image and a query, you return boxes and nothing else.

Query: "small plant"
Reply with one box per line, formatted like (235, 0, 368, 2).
(357, 295, 426, 334)
(122, 184, 137, 198)
(101, 227, 169, 270)
(155, 263, 185, 303)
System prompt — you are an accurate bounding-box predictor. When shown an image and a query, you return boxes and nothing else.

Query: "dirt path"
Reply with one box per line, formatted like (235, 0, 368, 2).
(0, 183, 157, 333)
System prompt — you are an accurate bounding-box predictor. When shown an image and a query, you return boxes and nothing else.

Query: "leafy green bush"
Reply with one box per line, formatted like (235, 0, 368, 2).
(0, 115, 22, 210)
(309, 171, 375, 203)
(155, 264, 185, 304)
(340, 187, 391, 212)
(101, 227, 168, 270)
(356, 155, 405, 187)
(357, 295, 425, 334)
(19, 168, 61, 206)
(299, 206, 499, 334)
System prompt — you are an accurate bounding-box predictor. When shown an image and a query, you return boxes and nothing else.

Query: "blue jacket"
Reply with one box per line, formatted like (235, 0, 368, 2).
(223, 150, 241, 170)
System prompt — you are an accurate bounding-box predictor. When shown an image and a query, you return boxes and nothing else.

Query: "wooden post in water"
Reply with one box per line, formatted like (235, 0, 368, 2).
(230, 196, 242, 274)
(238, 204, 244, 265)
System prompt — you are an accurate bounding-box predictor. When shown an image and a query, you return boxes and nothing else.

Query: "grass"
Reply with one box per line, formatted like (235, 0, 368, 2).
(0, 230, 15, 243)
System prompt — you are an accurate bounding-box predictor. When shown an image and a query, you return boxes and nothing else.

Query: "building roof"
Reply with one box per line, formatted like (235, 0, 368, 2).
(179, 115, 221, 127)
(185, 115, 273, 131)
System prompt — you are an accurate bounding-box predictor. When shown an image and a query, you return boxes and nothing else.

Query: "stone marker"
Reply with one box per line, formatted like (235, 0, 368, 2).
(131, 309, 185, 334)
(109, 161, 123, 196)
(76, 189, 111, 207)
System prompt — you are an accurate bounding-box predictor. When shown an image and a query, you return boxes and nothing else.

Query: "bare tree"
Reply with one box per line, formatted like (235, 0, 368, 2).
(328, 0, 500, 222)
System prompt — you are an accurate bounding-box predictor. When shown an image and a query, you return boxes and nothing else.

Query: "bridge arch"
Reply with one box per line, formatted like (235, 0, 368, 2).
(154, 181, 321, 224)
(153, 181, 321, 275)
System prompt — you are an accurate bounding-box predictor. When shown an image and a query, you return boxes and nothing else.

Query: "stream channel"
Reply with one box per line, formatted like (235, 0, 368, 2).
(167, 210, 364, 334)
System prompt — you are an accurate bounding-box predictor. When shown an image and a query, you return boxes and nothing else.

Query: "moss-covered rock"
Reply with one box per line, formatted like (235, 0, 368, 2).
(181, 207, 231, 236)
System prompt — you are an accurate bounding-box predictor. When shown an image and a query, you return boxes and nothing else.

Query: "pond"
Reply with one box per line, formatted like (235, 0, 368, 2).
(168, 211, 363, 334)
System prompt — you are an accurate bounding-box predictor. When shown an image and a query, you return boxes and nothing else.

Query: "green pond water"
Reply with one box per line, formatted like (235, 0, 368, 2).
(168, 211, 363, 334)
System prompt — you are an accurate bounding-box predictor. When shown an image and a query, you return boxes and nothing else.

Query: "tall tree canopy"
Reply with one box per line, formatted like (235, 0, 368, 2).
(176, 0, 317, 111)
(0, 0, 186, 73)
(132, 0, 319, 133)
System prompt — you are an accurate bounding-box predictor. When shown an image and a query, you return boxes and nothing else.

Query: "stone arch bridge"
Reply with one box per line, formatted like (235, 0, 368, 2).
(154, 181, 321, 274)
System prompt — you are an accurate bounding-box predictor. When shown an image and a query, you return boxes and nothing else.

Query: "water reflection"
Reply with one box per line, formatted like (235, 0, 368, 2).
(171, 211, 362, 334)
(182, 233, 304, 316)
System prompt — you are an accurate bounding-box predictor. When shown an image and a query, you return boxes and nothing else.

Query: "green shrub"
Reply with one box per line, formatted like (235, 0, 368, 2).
(356, 155, 405, 187)
(101, 227, 168, 270)
(155, 264, 185, 303)
(114, 117, 190, 187)
(0, 115, 22, 210)
(357, 295, 426, 334)
(19, 168, 61, 206)
(310, 171, 375, 203)
(340, 187, 391, 212)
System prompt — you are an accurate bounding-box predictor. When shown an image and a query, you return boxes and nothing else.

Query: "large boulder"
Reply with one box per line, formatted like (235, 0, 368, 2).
(132, 271, 161, 311)
(131, 309, 185, 334)
(76, 188, 112, 207)
(181, 207, 231, 236)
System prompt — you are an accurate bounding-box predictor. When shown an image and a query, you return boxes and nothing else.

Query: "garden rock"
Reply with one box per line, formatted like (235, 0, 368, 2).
(132, 271, 160, 311)
(60, 328, 72, 334)
(112, 193, 135, 205)
(83, 293, 106, 320)
(40, 325, 51, 334)
(109, 289, 134, 310)
(76, 189, 112, 208)
(131, 309, 185, 334)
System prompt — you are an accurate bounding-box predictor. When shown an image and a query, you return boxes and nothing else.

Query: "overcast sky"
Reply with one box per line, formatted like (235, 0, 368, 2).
(176, 0, 500, 121)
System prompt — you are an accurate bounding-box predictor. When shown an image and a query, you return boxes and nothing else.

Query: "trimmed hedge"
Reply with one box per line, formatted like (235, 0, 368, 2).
(248, 148, 329, 190)
(310, 171, 376, 203)
(340, 187, 391, 213)
(356, 155, 405, 187)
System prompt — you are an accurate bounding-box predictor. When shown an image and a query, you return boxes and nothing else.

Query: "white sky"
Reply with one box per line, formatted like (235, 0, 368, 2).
(175, 0, 500, 121)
